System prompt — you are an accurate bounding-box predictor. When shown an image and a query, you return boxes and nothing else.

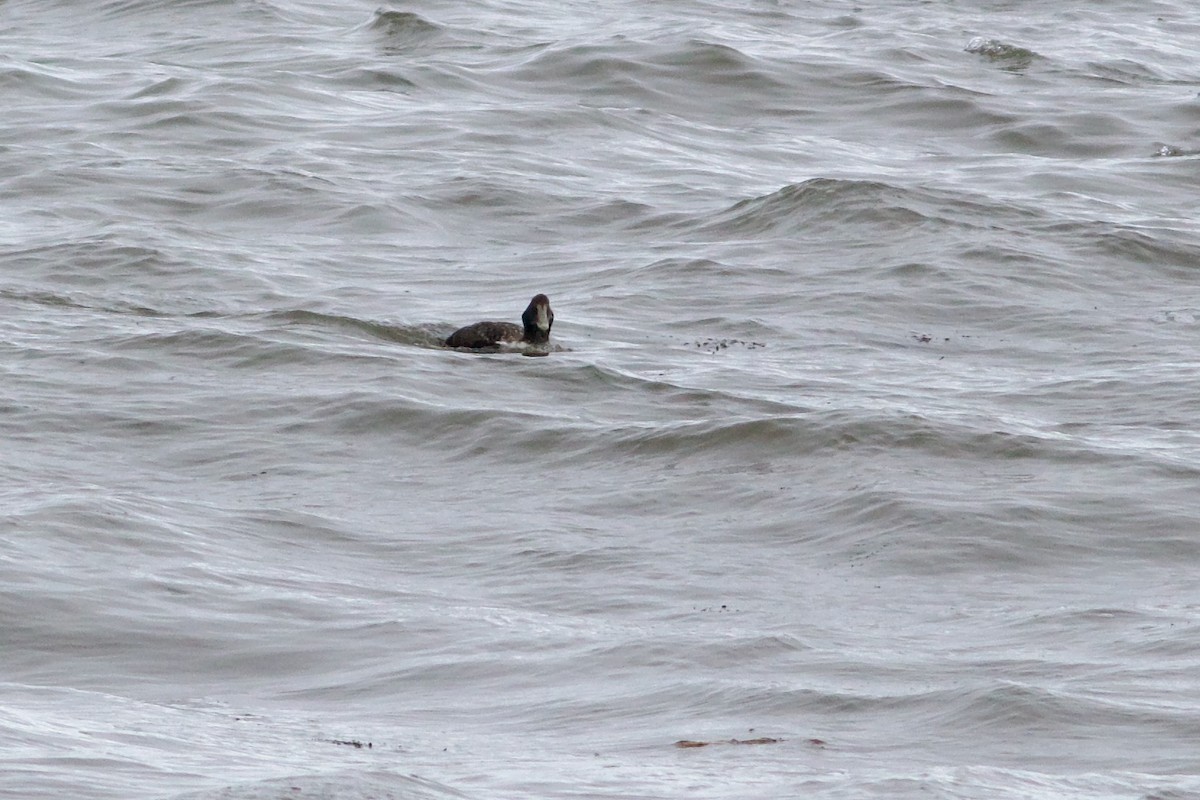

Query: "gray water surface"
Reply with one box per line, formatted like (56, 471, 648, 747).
(3, 1, 1200, 798)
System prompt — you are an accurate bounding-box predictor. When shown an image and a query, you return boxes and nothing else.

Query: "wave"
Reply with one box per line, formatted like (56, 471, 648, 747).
(168, 772, 470, 800)
(965, 37, 1041, 71)
(678, 178, 1029, 241)
(366, 10, 447, 54)
(500, 36, 789, 114)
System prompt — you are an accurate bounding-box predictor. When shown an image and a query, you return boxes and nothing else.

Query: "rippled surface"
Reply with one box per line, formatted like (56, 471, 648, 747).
(4, 1, 1200, 798)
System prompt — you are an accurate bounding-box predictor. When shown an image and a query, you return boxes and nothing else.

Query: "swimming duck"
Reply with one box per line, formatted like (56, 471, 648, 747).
(445, 294, 553, 349)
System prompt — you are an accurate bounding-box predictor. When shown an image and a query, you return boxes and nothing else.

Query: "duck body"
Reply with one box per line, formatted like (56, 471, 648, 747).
(445, 294, 553, 349)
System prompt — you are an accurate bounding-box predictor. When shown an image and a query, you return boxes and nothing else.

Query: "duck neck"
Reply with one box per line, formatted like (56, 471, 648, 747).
(524, 323, 549, 344)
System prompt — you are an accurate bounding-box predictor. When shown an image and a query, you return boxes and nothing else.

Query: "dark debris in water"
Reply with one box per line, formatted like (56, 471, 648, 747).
(676, 737, 782, 748)
(912, 333, 951, 344)
(692, 338, 765, 353)
(674, 728, 826, 749)
(325, 738, 373, 749)
(694, 603, 736, 612)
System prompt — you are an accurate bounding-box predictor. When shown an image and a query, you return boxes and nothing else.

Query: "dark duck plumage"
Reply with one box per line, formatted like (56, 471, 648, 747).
(445, 294, 554, 349)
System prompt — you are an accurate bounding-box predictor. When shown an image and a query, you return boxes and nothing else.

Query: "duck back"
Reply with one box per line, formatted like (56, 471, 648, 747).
(444, 320, 524, 349)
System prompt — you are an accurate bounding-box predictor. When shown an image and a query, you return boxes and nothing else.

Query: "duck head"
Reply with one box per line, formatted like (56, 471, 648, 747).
(521, 294, 553, 344)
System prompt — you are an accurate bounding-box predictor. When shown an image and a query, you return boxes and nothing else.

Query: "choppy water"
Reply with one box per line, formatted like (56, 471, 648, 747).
(4, 0, 1200, 798)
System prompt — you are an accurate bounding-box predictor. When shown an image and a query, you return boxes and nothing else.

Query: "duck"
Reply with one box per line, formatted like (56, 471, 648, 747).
(445, 294, 554, 349)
